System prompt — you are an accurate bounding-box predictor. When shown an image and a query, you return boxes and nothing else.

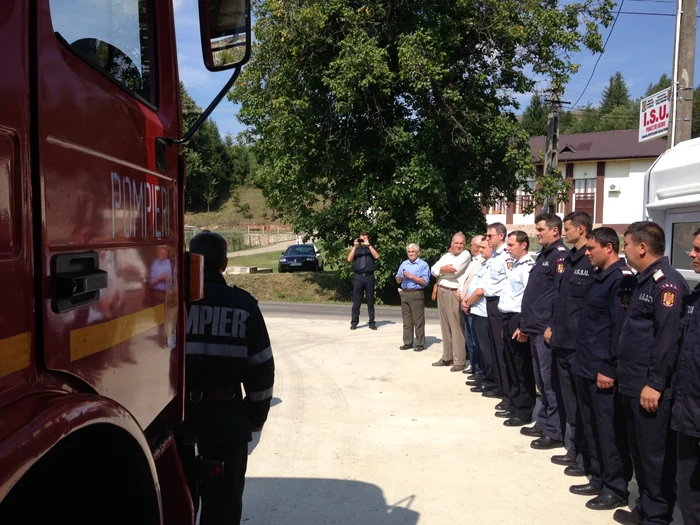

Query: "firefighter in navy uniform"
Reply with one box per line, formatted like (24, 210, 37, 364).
(549, 211, 595, 473)
(671, 227, 700, 525)
(520, 213, 569, 450)
(614, 222, 689, 525)
(181, 232, 275, 525)
(569, 227, 635, 511)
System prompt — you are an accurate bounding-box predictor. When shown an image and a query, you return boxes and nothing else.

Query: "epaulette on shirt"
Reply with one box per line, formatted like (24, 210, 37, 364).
(525, 259, 535, 266)
(619, 266, 634, 276)
(557, 246, 567, 252)
(653, 269, 665, 282)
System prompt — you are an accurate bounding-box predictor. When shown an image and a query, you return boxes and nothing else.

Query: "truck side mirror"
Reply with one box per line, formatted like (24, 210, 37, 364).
(199, 0, 251, 72)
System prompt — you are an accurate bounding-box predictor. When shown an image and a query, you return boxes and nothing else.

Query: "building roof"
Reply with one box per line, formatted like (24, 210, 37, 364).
(529, 129, 667, 163)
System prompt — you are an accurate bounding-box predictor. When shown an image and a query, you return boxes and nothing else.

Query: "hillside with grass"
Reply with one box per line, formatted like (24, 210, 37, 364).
(185, 186, 286, 230)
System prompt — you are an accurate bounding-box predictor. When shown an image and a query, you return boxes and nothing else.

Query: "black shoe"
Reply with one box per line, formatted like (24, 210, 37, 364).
(530, 436, 565, 450)
(613, 508, 643, 525)
(464, 365, 473, 373)
(399, 344, 413, 350)
(465, 374, 477, 380)
(481, 390, 500, 399)
(564, 464, 587, 477)
(470, 385, 487, 393)
(551, 452, 578, 466)
(432, 359, 453, 367)
(495, 402, 508, 410)
(350, 324, 358, 330)
(495, 411, 514, 419)
(465, 380, 479, 387)
(414, 346, 424, 352)
(569, 483, 601, 496)
(504, 417, 532, 427)
(520, 425, 544, 437)
(586, 494, 628, 511)
(369, 324, 377, 330)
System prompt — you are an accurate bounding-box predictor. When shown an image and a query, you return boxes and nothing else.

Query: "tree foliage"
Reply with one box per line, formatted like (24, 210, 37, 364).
(600, 71, 632, 114)
(180, 83, 254, 211)
(231, 0, 613, 290)
(521, 95, 548, 138)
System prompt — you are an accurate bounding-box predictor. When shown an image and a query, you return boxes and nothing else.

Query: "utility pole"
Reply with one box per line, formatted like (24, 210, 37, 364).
(543, 84, 571, 213)
(669, 0, 696, 147)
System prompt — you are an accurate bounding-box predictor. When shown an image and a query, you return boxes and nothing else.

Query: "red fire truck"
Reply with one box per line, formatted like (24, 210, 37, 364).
(0, 1, 250, 522)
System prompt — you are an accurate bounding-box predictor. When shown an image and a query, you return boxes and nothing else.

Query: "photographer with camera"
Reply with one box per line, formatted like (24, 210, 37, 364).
(347, 231, 380, 330)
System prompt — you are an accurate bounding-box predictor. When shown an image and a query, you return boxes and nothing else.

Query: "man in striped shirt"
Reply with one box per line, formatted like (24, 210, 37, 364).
(182, 231, 275, 524)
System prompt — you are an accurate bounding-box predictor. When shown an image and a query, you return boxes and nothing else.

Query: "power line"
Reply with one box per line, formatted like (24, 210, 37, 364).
(568, 0, 626, 111)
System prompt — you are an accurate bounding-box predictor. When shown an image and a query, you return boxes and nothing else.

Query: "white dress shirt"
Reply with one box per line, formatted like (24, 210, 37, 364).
(498, 254, 535, 313)
(431, 250, 472, 290)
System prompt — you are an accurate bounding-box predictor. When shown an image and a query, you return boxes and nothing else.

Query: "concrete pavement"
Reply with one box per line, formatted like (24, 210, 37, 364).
(242, 306, 675, 524)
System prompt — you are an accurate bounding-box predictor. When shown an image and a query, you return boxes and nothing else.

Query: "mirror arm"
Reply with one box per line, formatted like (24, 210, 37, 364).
(163, 66, 241, 147)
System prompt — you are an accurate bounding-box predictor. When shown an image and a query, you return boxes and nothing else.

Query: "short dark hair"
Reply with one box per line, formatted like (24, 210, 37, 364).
(487, 222, 507, 237)
(624, 221, 665, 256)
(190, 232, 228, 274)
(564, 211, 592, 235)
(508, 230, 529, 250)
(359, 231, 369, 238)
(535, 213, 562, 234)
(589, 227, 619, 252)
(693, 228, 700, 238)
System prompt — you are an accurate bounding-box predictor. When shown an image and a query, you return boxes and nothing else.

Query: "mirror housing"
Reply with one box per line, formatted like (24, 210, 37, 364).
(200, 0, 251, 72)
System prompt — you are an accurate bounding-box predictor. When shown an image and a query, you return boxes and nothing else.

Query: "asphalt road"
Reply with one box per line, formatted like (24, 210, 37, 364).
(241, 302, 683, 524)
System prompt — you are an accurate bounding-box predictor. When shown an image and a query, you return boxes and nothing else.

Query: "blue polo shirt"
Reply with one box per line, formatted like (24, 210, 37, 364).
(396, 257, 430, 291)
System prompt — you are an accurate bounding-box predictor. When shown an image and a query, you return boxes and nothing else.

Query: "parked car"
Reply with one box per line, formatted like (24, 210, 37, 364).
(279, 244, 324, 272)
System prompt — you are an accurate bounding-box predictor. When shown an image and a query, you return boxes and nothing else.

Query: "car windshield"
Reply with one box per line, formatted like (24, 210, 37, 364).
(286, 246, 316, 256)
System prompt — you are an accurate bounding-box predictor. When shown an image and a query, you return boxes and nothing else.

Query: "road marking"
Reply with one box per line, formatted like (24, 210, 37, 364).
(70, 305, 165, 361)
(0, 332, 31, 378)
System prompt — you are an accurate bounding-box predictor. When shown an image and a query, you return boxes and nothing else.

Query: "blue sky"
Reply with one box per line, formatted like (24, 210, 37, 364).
(174, 0, 700, 139)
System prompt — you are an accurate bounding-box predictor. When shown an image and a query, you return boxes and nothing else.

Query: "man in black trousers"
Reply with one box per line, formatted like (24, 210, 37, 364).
(614, 222, 688, 525)
(549, 211, 594, 474)
(347, 231, 380, 330)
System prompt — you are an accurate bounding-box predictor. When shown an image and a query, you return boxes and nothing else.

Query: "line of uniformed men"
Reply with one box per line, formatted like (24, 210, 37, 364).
(455, 214, 700, 525)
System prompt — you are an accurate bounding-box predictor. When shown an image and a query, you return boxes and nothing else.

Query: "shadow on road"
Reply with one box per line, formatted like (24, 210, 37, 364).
(242, 478, 420, 524)
(424, 335, 442, 349)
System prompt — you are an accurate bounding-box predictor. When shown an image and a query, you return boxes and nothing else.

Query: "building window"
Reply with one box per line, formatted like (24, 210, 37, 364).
(515, 180, 535, 214)
(574, 179, 596, 219)
(488, 199, 507, 215)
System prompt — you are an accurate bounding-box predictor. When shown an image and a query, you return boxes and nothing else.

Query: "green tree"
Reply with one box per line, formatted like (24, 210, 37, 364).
(231, 0, 613, 290)
(644, 73, 672, 97)
(521, 95, 548, 137)
(600, 71, 632, 114)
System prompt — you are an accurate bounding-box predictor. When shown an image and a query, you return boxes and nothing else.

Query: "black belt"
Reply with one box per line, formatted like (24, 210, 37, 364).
(355, 271, 374, 276)
(486, 296, 500, 302)
(437, 284, 458, 291)
(401, 288, 423, 292)
(188, 387, 241, 403)
(501, 312, 517, 319)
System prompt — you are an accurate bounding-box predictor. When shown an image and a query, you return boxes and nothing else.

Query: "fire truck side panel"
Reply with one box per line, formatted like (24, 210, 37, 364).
(35, 0, 183, 429)
(0, 0, 37, 395)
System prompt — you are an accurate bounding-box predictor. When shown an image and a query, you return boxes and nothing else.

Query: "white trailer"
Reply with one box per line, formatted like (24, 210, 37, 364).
(644, 137, 700, 287)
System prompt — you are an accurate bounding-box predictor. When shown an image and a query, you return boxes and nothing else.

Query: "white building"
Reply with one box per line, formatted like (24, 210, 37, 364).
(485, 130, 668, 233)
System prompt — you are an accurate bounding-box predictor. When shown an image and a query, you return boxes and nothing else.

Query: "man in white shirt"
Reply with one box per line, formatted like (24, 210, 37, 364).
(459, 235, 484, 376)
(497, 231, 537, 427)
(431, 232, 472, 371)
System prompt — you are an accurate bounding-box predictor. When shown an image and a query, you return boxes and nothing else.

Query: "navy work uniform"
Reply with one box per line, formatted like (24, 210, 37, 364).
(573, 260, 636, 504)
(498, 253, 536, 422)
(617, 256, 688, 525)
(182, 273, 275, 524)
(671, 284, 700, 525)
(351, 245, 378, 328)
(552, 244, 594, 460)
(521, 237, 569, 442)
(483, 242, 510, 396)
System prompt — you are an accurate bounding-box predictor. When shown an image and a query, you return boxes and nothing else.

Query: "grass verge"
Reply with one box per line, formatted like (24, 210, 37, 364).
(226, 271, 353, 303)
(228, 252, 283, 272)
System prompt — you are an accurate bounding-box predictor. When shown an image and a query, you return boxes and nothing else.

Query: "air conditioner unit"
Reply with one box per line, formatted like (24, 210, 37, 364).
(609, 183, 621, 193)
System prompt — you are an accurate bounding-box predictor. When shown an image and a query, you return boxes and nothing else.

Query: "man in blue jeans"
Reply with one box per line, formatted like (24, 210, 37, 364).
(459, 235, 484, 375)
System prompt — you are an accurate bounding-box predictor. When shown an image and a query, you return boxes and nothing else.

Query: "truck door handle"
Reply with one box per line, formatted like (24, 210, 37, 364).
(52, 251, 108, 313)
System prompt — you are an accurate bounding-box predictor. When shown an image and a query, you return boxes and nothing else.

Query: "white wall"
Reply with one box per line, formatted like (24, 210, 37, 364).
(485, 213, 507, 225)
(573, 162, 597, 180)
(602, 159, 652, 224)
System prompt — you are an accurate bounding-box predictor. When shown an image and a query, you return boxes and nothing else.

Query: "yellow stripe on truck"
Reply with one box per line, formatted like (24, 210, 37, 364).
(0, 332, 31, 378)
(70, 305, 165, 362)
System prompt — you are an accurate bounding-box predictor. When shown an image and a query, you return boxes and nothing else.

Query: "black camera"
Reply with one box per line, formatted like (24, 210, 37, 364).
(355, 238, 364, 245)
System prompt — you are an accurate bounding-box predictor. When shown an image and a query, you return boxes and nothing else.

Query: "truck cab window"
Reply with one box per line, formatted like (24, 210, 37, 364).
(49, 0, 156, 105)
(672, 221, 700, 271)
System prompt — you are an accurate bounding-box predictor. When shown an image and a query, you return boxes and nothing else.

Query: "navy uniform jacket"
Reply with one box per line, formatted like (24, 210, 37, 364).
(353, 246, 376, 273)
(572, 259, 637, 380)
(521, 238, 569, 335)
(617, 257, 689, 397)
(184, 273, 275, 443)
(552, 245, 594, 349)
(671, 284, 700, 438)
